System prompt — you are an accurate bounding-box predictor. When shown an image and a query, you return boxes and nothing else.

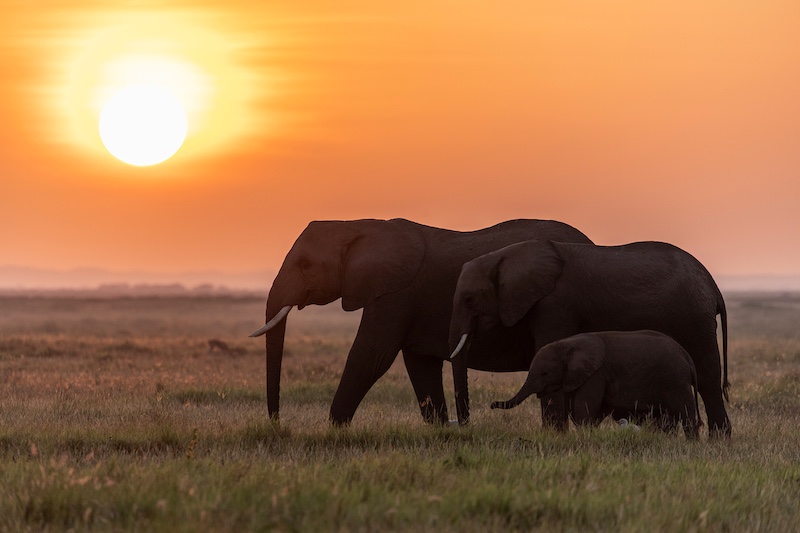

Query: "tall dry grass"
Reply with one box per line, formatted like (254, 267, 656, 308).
(0, 293, 798, 531)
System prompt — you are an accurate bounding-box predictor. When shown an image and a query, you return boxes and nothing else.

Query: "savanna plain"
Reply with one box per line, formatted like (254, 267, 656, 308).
(0, 291, 799, 532)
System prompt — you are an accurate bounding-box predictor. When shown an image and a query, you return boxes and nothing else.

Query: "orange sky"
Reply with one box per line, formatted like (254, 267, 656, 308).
(1, 2, 799, 288)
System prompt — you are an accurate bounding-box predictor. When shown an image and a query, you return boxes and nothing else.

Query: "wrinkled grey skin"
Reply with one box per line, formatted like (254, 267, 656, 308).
(491, 331, 701, 439)
(252, 218, 592, 425)
(449, 240, 730, 437)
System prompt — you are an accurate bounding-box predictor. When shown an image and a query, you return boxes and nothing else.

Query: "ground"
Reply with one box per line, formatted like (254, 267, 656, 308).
(0, 292, 799, 531)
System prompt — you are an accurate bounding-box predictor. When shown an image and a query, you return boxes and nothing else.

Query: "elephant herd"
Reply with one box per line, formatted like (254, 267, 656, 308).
(250, 218, 731, 439)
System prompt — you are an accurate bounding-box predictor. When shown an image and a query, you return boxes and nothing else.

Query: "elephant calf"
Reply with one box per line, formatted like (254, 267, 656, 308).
(491, 331, 701, 438)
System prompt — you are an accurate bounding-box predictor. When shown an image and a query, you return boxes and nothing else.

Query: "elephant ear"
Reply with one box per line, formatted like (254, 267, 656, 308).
(341, 220, 426, 311)
(497, 240, 563, 327)
(563, 334, 606, 392)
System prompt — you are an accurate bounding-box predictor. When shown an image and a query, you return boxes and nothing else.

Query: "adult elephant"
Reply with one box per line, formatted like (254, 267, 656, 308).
(449, 240, 731, 437)
(249, 218, 592, 425)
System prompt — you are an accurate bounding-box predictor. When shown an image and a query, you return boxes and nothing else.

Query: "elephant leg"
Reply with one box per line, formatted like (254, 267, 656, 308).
(697, 379, 730, 438)
(570, 406, 602, 428)
(539, 391, 569, 431)
(329, 308, 406, 425)
(655, 412, 678, 434)
(680, 410, 700, 440)
(688, 338, 731, 438)
(403, 350, 449, 424)
(665, 395, 699, 439)
(569, 385, 605, 427)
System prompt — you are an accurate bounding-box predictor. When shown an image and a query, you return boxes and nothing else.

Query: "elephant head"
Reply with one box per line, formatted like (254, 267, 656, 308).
(491, 334, 605, 410)
(250, 219, 426, 420)
(449, 240, 563, 358)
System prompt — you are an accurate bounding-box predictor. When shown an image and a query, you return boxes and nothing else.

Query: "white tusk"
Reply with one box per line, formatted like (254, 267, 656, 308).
(249, 306, 292, 337)
(450, 333, 469, 359)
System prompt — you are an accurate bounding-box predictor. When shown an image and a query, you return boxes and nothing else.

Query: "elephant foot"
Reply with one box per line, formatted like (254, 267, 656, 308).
(329, 407, 355, 427)
(708, 422, 732, 440)
(419, 395, 450, 425)
(541, 407, 569, 431)
(541, 418, 569, 432)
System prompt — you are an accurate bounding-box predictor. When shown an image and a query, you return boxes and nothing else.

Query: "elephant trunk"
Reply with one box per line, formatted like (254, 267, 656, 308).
(451, 348, 469, 425)
(490, 373, 539, 410)
(259, 287, 294, 421)
(265, 317, 286, 420)
(449, 314, 475, 424)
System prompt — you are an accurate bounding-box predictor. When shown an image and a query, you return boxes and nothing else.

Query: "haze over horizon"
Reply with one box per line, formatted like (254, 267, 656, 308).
(3, 264, 800, 294)
(2, 3, 799, 285)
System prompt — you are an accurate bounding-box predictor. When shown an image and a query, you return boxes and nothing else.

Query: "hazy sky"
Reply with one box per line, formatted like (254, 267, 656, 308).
(2, 2, 799, 287)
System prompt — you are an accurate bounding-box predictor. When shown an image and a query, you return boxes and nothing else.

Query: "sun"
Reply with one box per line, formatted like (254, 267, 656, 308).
(99, 83, 188, 166)
(50, 10, 278, 172)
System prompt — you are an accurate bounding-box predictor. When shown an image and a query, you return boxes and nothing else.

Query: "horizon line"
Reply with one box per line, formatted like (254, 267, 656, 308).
(3, 264, 800, 293)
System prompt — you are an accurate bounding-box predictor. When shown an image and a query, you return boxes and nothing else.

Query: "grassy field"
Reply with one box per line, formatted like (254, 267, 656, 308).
(0, 292, 799, 531)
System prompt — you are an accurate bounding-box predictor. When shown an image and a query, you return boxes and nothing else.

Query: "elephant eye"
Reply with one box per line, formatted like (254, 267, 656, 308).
(464, 295, 475, 308)
(297, 258, 311, 271)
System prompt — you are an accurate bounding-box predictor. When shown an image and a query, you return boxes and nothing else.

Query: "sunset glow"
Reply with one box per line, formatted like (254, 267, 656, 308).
(49, 8, 272, 167)
(1, 2, 800, 288)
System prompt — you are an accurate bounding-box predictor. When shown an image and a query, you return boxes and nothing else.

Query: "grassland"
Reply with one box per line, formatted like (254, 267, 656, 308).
(0, 292, 799, 532)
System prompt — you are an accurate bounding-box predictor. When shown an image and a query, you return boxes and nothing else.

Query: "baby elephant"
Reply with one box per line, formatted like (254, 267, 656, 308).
(491, 331, 701, 438)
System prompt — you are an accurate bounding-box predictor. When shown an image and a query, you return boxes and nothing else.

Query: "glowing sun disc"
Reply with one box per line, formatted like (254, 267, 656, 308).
(99, 84, 188, 166)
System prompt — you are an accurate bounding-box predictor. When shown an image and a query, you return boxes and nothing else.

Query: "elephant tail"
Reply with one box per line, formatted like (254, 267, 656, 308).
(718, 290, 730, 403)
